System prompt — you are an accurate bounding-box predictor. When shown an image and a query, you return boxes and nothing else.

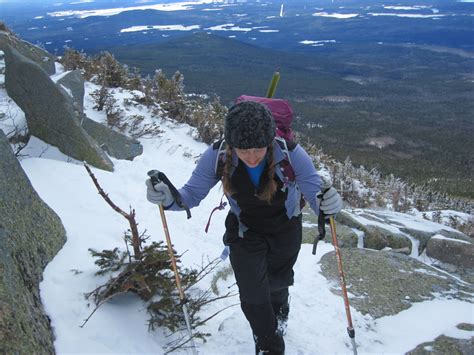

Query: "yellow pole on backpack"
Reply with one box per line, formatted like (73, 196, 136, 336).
(266, 71, 280, 98)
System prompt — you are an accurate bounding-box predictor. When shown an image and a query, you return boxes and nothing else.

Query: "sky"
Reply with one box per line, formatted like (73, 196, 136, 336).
(1, 59, 473, 353)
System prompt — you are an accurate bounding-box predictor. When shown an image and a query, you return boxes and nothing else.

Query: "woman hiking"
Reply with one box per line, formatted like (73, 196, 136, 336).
(146, 100, 342, 354)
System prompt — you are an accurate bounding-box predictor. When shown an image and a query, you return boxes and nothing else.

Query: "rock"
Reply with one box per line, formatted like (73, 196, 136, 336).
(54, 69, 142, 160)
(406, 333, 474, 355)
(81, 116, 143, 160)
(336, 210, 411, 251)
(0, 30, 55, 75)
(3, 45, 114, 171)
(320, 248, 472, 319)
(302, 210, 358, 247)
(426, 235, 474, 282)
(364, 224, 412, 251)
(56, 69, 85, 113)
(337, 210, 471, 257)
(0, 130, 66, 354)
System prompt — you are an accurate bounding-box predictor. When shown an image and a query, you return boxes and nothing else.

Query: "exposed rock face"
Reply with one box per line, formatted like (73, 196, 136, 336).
(56, 69, 85, 113)
(336, 210, 471, 259)
(0, 130, 66, 353)
(426, 236, 474, 282)
(336, 210, 412, 251)
(406, 332, 474, 355)
(55, 69, 143, 160)
(3, 45, 114, 171)
(320, 248, 472, 319)
(81, 116, 143, 160)
(0, 30, 55, 75)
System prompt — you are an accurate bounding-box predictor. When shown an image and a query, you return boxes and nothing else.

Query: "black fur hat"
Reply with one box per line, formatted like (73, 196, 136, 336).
(224, 101, 275, 149)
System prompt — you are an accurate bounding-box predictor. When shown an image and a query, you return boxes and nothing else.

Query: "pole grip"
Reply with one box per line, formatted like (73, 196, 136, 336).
(148, 170, 191, 219)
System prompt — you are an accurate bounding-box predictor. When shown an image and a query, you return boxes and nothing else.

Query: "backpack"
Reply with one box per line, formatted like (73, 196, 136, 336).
(235, 95, 294, 141)
(204, 96, 302, 233)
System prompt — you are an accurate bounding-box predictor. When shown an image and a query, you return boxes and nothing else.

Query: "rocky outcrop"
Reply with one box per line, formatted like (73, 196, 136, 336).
(81, 116, 143, 160)
(55, 69, 143, 160)
(407, 329, 474, 355)
(320, 248, 472, 319)
(0, 30, 55, 75)
(336, 210, 471, 255)
(426, 235, 474, 282)
(0, 130, 66, 353)
(56, 69, 85, 113)
(336, 210, 412, 251)
(3, 45, 114, 171)
(302, 208, 361, 248)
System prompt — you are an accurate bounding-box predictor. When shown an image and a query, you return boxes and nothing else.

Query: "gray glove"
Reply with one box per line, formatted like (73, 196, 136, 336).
(317, 187, 342, 217)
(146, 179, 174, 207)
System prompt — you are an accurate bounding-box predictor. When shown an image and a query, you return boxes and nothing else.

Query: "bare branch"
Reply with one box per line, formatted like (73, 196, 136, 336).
(83, 162, 142, 259)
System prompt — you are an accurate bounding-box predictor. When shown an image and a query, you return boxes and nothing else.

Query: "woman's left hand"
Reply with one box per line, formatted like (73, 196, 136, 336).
(317, 187, 342, 217)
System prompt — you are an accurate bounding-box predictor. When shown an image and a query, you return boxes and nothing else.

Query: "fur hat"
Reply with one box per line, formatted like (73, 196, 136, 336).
(224, 101, 275, 149)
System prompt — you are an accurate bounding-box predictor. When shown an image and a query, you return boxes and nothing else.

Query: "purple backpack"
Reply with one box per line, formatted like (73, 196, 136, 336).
(235, 95, 295, 141)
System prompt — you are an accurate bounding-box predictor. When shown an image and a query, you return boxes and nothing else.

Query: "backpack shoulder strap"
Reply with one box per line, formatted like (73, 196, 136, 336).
(275, 137, 297, 182)
(213, 139, 227, 179)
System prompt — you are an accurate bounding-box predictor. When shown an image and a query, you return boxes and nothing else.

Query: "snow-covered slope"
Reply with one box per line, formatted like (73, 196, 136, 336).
(1, 65, 473, 354)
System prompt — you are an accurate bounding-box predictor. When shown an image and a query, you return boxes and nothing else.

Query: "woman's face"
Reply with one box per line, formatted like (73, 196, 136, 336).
(234, 147, 267, 168)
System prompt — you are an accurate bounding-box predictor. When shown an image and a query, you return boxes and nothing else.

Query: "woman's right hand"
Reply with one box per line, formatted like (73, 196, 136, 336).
(145, 179, 174, 207)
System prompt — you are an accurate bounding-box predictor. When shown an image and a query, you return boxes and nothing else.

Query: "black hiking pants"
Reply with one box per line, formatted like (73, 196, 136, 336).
(224, 213, 302, 354)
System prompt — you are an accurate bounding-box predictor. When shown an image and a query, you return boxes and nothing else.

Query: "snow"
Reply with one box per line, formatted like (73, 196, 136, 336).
(48, 1, 225, 18)
(121, 25, 200, 33)
(312, 12, 359, 19)
(205, 23, 253, 32)
(432, 234, 471, 244)
(383, 6, 430, 11)
(351, 209, 463, 235)
(368, 13, 444, 19)
(1, 69, 473, 354)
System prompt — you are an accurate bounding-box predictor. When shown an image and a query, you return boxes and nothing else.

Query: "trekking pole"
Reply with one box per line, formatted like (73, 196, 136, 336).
(266, 71, 280, 98)
(315, 178, 357, 354)
(329, 216, 357, 355)
(147, 170, 197, 355)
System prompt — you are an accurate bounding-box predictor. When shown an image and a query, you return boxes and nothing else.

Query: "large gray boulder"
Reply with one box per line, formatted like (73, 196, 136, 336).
(4, 45, 114, 171)
(320, 248, 472, 319)
(426, 235, 474, 282)
(336, 210, 412, 251)
(81, 116, 143, 160)
(55, 70, 143, 160)
(0, 130, 66, 353)
(56, 69, 85, 113)
(0, 30, 55, 75)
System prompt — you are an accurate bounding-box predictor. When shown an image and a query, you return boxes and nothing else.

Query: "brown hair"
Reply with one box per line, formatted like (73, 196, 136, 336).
(222, 144, 277, 204)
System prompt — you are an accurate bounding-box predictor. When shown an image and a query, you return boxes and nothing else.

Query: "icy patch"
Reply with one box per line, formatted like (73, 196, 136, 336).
(431, 234, 471, 244)
(48, 0, 224, 18)
(368, 12, 444, 19)
(312, 12, 358, 19)
(205, 23, 253, 32)
(121, 25, 200, 32)
(352, 228, 365, 248)
(300, 40, 336, 47)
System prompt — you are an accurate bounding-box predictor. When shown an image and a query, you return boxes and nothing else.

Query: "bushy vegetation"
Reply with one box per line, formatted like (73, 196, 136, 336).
(82, 163, 235, 352)
(60, 48, 227, 143)
(303, 139, 473, 216)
